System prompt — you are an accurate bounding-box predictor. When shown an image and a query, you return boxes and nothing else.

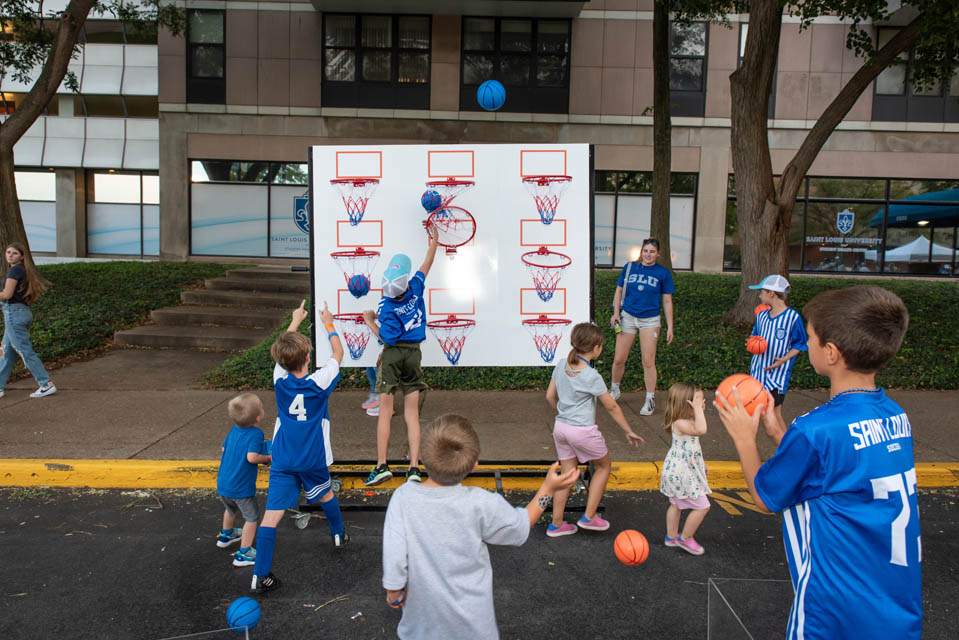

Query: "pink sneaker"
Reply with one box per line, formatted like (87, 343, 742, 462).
(577, 514, 610, 531)
(546, 522, 577, 538)
(664, 535, 679, 547)
(677, 536, 705, 555)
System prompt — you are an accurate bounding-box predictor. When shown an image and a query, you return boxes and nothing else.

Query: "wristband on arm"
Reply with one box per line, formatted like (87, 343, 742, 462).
(327, 332, 339, 340)
(325, 323, 335, 331)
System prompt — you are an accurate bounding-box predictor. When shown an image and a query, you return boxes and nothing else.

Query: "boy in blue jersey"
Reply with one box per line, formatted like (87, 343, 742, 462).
(362, 232, 440, 487)
(716, 285, 920, 640)
(215, 392, 271, 567)
(250, 299, 346, 594)
(747, 274, 807, 434)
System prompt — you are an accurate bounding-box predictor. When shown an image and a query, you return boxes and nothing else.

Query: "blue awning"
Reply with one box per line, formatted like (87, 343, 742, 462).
(869, 189, 959, 228)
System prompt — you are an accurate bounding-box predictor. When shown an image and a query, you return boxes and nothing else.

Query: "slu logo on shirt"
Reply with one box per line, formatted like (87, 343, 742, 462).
(627, 274, 659, 292)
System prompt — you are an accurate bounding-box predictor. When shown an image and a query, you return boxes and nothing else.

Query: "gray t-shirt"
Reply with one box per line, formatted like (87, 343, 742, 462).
(382, 481, 530, 640)
(552, 359, 608, 426)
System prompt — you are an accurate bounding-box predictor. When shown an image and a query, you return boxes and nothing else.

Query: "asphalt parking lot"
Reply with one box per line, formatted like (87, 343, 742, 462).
(1, 487, 956, 639)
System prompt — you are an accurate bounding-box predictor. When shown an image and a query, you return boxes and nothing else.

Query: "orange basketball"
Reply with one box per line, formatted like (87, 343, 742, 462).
(614, 530, 649, 566)
(717, 374, 767, 416)
(746, 335, 767, 355)
(754, 304, 771, 316)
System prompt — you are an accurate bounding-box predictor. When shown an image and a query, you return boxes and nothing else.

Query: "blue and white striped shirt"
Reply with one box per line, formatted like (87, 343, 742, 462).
(749, 307, 807, 394)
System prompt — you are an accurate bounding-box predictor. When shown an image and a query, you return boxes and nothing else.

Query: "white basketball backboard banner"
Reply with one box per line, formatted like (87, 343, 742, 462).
(309, 143, 593, 367)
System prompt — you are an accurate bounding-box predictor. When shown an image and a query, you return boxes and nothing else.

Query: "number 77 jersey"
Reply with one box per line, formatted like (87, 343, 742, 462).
(754, 389, 922, 640)
(271, 361, 340, 472)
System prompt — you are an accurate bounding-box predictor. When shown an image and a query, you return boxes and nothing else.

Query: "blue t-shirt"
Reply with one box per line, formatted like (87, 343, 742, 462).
(272, 359, 339, 472)
(750, 307, 807, 393)
(616, 262, 674, 319)
(377, 271, 427, 346)
(755, 390, 922, 640)
(216, 425, 265, 498)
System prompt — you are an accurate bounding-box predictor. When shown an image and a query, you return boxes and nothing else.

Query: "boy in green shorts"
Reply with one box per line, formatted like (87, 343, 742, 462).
(362, 233, 439, 485)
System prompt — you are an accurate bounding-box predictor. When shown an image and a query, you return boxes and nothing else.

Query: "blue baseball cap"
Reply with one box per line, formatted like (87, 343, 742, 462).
(382, 254, 412, 298)
(748, 274, 790, 293)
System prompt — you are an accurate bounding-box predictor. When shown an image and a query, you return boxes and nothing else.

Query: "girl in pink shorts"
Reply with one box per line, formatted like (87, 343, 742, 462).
(545, 323, 645, 537)
(659, 382, 711, 555)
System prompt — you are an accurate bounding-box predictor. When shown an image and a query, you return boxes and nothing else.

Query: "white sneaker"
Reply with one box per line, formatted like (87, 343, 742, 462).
(0, 389, 5, 398)
(366, 405, 380, 416)
(640, 396, 655, 416)
(609, 386, 621, 401)
(30, 383, 57, 398)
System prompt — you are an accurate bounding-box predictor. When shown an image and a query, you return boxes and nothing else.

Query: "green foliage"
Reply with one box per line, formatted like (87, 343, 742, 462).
(3, 261, 233, 370)
(206, 272, 959, 391)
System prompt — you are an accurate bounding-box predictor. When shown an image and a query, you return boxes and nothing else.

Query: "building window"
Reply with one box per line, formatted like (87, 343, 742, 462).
(724, 176, 959, 276)
(186, 10, 225, 104)
(322, 14, 431, 110)
(669, 21, 708, 117)
(460, 17, 570, 114)
(86, 171, 160, 256)
(594, 171, 698, 269)
(15, 170, 57, 253)
(873, 28, 959, 123)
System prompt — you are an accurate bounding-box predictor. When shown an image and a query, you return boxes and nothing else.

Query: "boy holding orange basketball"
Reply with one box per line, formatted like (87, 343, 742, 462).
(716, 286, 921, 639)
(382, 414, 579, 639)
(747, 274, 807, 434)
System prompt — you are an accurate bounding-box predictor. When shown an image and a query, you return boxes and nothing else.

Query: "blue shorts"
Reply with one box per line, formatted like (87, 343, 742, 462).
(265, 467, 332, 510)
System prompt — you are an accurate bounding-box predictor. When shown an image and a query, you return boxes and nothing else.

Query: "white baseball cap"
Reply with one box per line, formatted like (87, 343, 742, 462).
(748, 274, 790, 293)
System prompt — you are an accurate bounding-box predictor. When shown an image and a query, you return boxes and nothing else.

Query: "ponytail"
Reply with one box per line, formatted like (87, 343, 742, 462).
(567, 322, 605, 366)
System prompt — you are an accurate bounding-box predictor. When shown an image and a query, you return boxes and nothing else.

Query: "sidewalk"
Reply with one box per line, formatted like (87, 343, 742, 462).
(2, 348, 957, 488)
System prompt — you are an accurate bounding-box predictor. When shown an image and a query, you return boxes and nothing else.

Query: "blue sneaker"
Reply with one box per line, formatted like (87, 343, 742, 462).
(216, 527, 242, 548)
(233, 547, 256, 567)
(365, 464, 392, 487)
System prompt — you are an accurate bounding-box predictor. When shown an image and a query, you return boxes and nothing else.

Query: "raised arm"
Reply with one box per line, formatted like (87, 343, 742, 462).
(672, 390, 707, 436)
(319, 302, 343, 364)
(287, 299, 308, 333)
(363, 309, 381, 340)
(714, 387, 771, 513)
(418, 231, 440, 278)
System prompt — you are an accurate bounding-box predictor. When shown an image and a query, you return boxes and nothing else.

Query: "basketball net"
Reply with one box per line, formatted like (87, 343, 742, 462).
(523, 176, 571, 225)
(330, 179, 379, 226)
(523, 247, 571, 303)
(428, 316, 475, 365)
(333, 314, 371, 360)
(427, 206, 476, 256)
(331, 249, 379, 298)
(426, 178, 475, 208)
(523, 316, 571, 363)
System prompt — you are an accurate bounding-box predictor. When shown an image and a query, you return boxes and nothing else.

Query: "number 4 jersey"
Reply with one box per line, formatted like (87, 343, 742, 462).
(754, 389, 922, 640)
(271, 360, 340, 472)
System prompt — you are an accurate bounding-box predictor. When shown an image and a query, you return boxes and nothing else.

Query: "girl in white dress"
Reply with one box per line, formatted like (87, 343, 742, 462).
(659, 382, 711, 555)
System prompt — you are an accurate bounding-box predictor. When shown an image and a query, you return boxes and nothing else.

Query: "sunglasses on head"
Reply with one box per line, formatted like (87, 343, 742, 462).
(642, 238, 660, 248)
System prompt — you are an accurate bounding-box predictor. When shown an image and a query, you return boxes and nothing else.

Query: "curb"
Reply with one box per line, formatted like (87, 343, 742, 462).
(3, 460, 958, 490)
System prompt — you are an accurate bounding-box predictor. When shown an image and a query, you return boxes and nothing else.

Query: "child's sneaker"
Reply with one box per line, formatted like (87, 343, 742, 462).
(406, 466, 422, 483)
(664, 535, 679, 547)
(251, 572, 281, 594)
(361, 394, 379, 410)
(609, 385, 621, 401)
(216, 527, 242, 548)
(577, 514, 610, 531)
(365, 464, 392, 486)
(640, 396, 655, 416)
(332, 531, 350, 548)
(366, 404, 380, 416)
(30, 382, 57, 398)
(233, 547, 256, 567)
(677, 536, 705, 555)
(546, 522, 577, 537)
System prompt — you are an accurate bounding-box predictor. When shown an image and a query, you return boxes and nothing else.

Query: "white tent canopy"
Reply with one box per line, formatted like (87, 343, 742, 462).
(864, 235, 954, 263)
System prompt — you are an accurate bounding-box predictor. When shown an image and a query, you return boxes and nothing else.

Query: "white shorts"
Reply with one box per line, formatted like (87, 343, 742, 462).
(621, 311, 661, 334)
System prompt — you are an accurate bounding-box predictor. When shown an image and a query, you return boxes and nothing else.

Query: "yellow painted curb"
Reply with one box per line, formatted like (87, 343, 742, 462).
(3, 460, 958, 490)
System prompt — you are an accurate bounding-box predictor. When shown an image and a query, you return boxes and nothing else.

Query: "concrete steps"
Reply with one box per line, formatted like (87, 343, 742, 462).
(114, 266, 303, 351)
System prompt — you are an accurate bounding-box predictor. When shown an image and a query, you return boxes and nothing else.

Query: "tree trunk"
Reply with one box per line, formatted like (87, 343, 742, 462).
(650, 0, 672, 269)
(0, 0, 96, 257)
(726, 5, 922, 325)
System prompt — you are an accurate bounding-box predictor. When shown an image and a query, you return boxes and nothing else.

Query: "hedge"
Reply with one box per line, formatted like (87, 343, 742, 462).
(205, 271, 959, 390)
(4, 261, 233, 373)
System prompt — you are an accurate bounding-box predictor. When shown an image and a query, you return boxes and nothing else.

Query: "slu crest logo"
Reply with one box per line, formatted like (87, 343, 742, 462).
(294, 190, 310, 234)
(836, 208, 854, 235)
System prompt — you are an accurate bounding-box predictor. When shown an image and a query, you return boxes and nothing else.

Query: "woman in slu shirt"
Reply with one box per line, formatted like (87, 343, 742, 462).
(608, 238, 674, 416)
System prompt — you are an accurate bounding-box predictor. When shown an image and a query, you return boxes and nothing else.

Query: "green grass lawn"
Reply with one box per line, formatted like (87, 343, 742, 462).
(205, 271, 959, 391)
(3, 261, 234, 379)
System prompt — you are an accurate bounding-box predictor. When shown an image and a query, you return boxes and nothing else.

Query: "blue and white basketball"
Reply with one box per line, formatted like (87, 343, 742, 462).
(226, 597, 260, 631)
(476, 80, 506, 111)
(421, 189, 442, 212)
(347, 273, 371, 298)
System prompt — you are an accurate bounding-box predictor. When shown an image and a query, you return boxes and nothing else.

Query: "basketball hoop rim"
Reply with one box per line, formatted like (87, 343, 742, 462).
(521, 247, 572, 269)
(522, 175, 573, 185)
(425, 178, 475, 188)
(330, 178, 380, 186)
(332, 313, 367, 324)
(425, 205, 477, 249)
(522, 315, 572, 327)
(427, 315, 476, 329)
(330, 248, 380, 258)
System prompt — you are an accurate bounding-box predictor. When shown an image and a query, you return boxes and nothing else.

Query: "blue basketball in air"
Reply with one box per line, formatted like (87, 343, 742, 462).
(226, 597, 260, 631)
(421, 189, 442, 212)
(348, 273, 371, 298)
(477, 80, 506, 111)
